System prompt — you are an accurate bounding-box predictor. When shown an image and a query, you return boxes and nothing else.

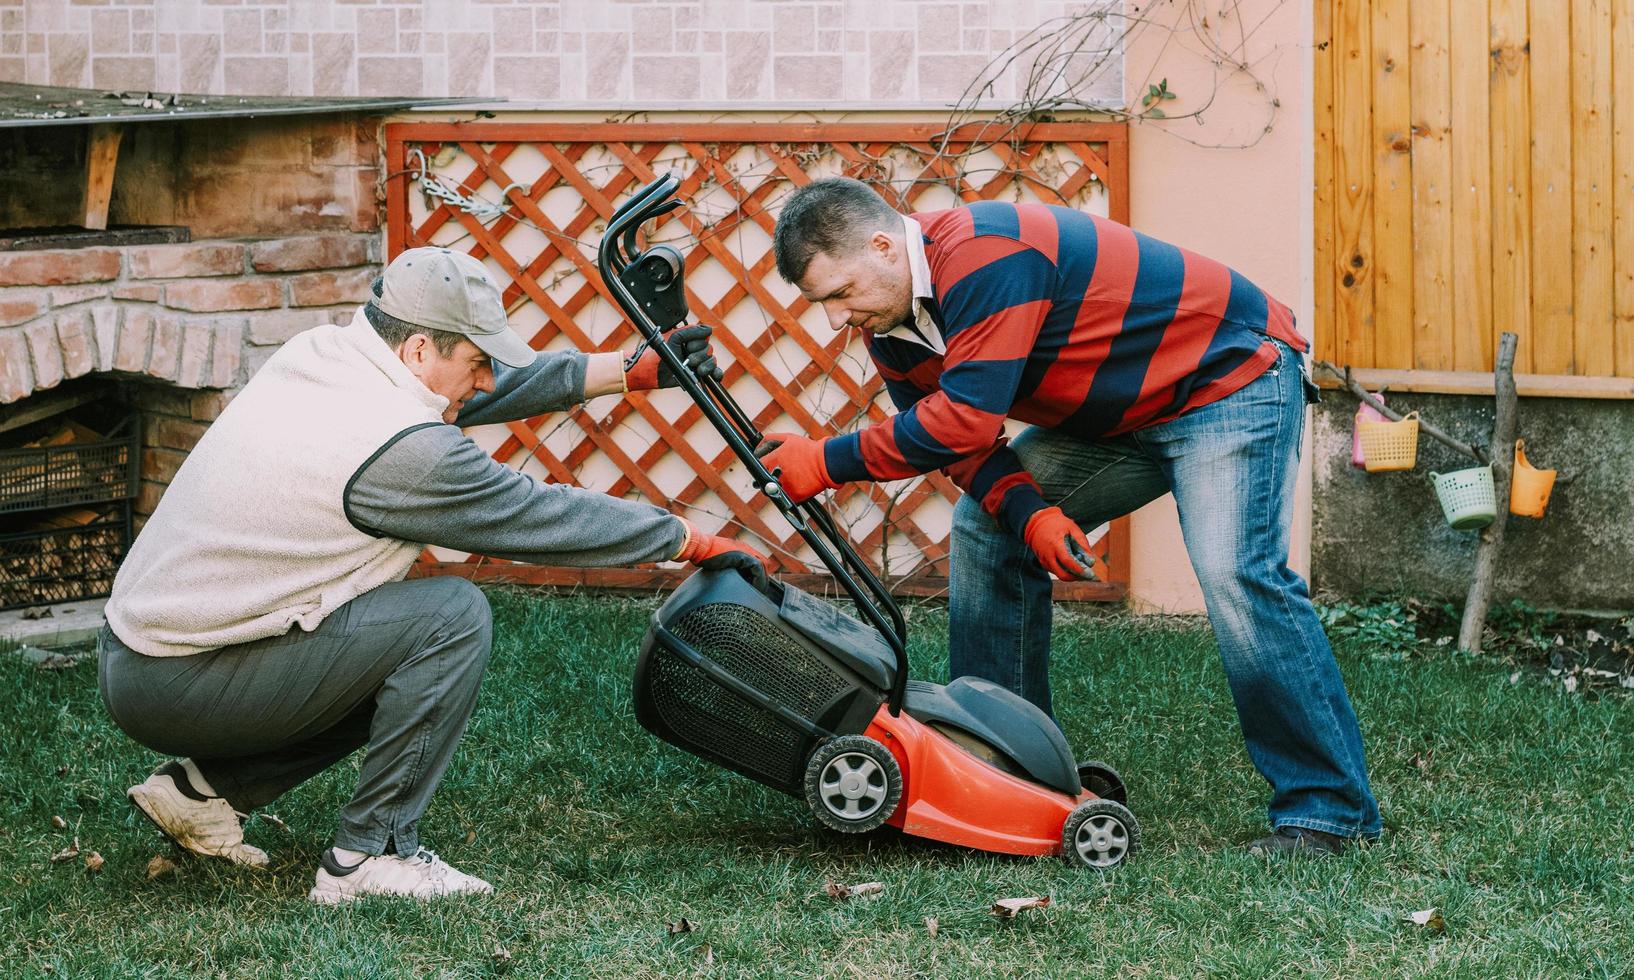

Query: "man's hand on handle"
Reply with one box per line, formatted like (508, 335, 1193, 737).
(1023, 506, 1097, 581)
(754, 432, 838, 504)
(675, 519, 772, 589)
(625, 324, 723, 391)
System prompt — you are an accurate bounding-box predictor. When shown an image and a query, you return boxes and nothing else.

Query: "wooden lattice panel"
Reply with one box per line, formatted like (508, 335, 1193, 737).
(384, 122, 1130, 600)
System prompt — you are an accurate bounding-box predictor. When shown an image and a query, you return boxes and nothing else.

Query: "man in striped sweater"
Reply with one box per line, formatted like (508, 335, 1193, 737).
(764, 177, 1379, 855)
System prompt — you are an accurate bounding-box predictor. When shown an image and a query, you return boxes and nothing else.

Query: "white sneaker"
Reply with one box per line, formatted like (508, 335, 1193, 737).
(308, 847, 493, 904)
(126, 760, 269, 868)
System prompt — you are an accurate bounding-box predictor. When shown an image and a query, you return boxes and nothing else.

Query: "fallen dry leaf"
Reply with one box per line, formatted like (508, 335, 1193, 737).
(698, 944, 714, 966)
(825, 880, 884, 900)
(924, 916, 939, 938)
(50, 837, 80, 863)
(260, 813, 288, 832)
(21, 607, 53, 620)
(146, 855, 177, 880)
(50, 815, 67, 830)
(491, 946, 512, 966)
(84, 851, 104, 874)
(1406, 908, 1446, 932)
(465, 830, 477, 845)
(990, 895, 1051, 919)
(666, 917, 695, 935)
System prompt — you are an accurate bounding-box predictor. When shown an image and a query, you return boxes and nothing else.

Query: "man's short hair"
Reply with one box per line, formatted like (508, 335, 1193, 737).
(365, 275, 466, 356)
(772, 177, 902, 283)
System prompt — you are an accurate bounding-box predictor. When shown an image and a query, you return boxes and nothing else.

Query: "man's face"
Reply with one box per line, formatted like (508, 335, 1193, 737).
(795, 230, 914, 335)
(397, 335, 495, 423)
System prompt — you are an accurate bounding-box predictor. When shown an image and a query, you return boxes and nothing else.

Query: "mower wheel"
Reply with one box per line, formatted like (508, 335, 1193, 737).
(804, 735, 903, 834)
(1061, 798, 1140, 869)
(1077, 760, 1128, 804)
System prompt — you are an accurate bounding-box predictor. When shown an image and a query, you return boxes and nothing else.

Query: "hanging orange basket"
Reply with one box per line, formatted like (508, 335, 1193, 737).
(1509, 439, 1557, 518)
(1358, 411, 1420, 472)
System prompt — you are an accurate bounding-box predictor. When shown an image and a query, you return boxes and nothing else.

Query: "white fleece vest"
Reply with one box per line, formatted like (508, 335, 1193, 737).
(106, 310, 448, 657)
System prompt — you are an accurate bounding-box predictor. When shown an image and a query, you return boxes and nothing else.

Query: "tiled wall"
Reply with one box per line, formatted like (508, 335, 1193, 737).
(0, 0, 1123, 106)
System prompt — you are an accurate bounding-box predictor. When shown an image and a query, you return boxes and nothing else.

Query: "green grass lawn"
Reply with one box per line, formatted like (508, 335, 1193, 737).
(3, 589, 1630, 978)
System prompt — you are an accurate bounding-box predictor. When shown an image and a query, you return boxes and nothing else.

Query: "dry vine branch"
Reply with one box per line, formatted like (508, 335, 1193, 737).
(1312, 360, 1489, 465)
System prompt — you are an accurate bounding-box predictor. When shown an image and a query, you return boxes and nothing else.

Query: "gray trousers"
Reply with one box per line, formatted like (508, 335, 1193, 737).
(98, 577, 492, 857)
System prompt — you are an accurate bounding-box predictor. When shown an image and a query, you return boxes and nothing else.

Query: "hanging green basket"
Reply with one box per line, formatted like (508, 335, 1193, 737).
(1430, 465, 1497, 531)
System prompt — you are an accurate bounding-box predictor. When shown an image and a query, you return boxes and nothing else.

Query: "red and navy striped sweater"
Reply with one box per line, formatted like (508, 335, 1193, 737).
(821, 201, 1306, 536)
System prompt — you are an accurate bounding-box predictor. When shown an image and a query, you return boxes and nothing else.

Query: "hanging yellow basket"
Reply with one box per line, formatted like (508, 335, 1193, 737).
(1509, 439, 1557, 518)
(1359, 411, 1420, 472)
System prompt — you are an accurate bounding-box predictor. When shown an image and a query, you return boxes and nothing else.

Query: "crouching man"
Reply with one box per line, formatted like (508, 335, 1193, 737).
(99, 247, 765, 903)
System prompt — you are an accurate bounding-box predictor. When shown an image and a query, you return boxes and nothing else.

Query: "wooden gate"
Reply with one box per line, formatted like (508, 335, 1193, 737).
(384, 121, 1130, 600)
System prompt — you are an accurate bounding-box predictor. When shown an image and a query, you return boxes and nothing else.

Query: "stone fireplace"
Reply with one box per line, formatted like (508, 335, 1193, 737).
(1, 233, 381, 519)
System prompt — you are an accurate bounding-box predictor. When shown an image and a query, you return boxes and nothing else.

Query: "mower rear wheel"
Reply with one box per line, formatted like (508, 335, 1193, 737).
(804, 735, 902, 834)
(1077, 760, 1128, 804)
(1061, 798, 1140, 869)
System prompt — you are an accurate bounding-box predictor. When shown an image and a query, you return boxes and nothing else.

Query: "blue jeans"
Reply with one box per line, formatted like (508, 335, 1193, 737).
(948, 341, 1381, 838)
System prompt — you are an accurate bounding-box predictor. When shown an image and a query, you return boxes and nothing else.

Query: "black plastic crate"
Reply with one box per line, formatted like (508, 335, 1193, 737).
(0, 416, 140, 514)
(0, 505, 130, 611)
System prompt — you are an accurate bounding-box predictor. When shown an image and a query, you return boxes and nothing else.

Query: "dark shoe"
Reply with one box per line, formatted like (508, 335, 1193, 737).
(1246, 826, 1347, 857)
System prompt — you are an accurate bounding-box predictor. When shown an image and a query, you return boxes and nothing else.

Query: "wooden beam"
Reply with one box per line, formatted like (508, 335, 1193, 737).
(1450, 0, 1494, 372)
(1573, 0, 1616, 376)
(1489, 0, 1532, 373)
(80, 123, 122, 232)
(1370, 0, 1413, 369)
(1314, 0, 1336, 363)
(1409, 0, 1454, 370)
(384, 121, 1129, 145)
(1312, 366, 1634, 400)
(1334, 0, 1376, 368)
(1529, 0, 1575, 375)
(0, 385, 107, 436)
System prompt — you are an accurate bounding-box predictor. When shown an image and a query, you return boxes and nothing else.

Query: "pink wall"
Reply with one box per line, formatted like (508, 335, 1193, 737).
(1121, 0, 1314, 613)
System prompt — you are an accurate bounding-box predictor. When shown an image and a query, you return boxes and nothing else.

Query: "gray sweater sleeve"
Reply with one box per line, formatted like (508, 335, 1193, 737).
(455, 350, 590, 427)
(346, 423, 688, 567)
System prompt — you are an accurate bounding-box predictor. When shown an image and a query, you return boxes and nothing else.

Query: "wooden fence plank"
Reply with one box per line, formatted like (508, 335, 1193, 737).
(1489, 0, 1533, 373)
(1574, 0, 1616, 376)
(1450, 0, 1495, 372)
(1314, 0, 1337, 363)
(1371, 0, 1415, 369)
(1409, 0, 1455, 369)
(1614, 0, 1634, 375)
(1530, 0, 1576, 375)
(1334, 0, 1376, 367)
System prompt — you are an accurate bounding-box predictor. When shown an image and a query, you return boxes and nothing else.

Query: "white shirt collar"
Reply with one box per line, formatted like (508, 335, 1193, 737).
(876, 214, 945, 354)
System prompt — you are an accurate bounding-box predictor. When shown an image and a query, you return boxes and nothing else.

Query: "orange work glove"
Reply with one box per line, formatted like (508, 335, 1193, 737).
(1023, 506, 1097, 581)
(674, 519, 771, 570)
(625, 325, 722, 391)
(754, 432, 837, 504)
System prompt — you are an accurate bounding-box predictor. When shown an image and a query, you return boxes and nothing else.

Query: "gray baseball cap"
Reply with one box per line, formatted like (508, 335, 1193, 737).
(375, 247, 536, 368)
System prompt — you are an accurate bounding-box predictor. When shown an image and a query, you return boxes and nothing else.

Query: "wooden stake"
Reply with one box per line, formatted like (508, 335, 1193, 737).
(1457, 332, 1519, 653)
(81, 123, 123, 231)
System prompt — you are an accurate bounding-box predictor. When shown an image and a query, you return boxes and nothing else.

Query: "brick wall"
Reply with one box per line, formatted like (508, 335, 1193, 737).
(0, 233, 382, 515)
(0, 0, 1122, 107)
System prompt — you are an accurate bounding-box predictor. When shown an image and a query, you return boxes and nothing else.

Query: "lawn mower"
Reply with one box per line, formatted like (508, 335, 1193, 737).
(597, 174, 1140, 869)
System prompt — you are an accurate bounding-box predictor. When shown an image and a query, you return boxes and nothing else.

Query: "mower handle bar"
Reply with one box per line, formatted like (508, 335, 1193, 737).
(597, 173, 911, 715)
